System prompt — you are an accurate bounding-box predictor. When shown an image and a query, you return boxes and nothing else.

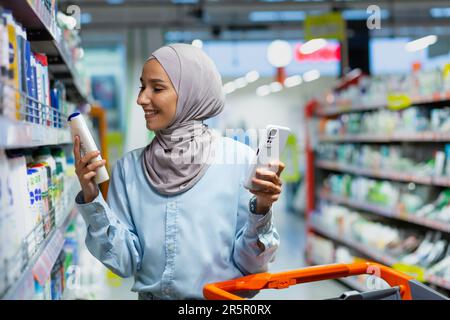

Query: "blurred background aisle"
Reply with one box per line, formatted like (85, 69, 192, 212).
(1, 0, 450, 300)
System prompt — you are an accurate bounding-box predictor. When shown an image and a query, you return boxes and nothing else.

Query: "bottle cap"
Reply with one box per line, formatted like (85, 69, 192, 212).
(68, 112, 80, 122)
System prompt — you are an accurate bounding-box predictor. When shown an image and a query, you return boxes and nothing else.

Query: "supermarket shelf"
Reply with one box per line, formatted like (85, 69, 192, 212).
(309, 221, 450, 292)
(316, 160, 435, 186)
(316, 102, 385, 117)
(319, 190, 450, 234)
(0, 0, 89, 103)
(309, 221, 397, 266)
(0, 116, 72, 149)
(2, 179, 80, 300)
(0, 0, 57, 39)
(318, 132, 450, 143)
(317, 160, 450, 188)
(316, 92, 450, 117)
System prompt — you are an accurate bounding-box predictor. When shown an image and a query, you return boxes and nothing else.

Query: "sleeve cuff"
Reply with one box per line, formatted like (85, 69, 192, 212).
(245, 209, 273, 237)
(75, 190, 111, 230)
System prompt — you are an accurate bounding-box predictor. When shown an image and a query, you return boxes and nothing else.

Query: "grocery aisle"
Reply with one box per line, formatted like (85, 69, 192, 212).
(2, 0, 450, 302)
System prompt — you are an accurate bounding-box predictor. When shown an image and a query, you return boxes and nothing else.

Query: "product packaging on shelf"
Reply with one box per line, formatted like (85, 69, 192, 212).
(0, 9, 72, 127)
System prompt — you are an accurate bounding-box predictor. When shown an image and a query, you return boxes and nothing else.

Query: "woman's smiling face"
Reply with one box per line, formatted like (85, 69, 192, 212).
(137, 59, 178, 131)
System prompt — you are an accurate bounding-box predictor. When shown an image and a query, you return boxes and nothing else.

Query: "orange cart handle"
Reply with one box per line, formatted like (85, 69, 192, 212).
(203, 262, 414, 300)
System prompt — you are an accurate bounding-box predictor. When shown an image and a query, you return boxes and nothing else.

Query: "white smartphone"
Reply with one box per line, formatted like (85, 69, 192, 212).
(244, 125, 291, 190)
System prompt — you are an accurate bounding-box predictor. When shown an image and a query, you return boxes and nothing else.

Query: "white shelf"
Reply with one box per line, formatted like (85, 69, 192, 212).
(319, 190, 450, 234)
(309, 221, 450, 292)
(316, 92, 450, 117)
(1, 178, 80, 300)
(319, 132, 450, 143)
(0, 116, 72, 149)
(310, 221, 397, 266)
(316, 160, 436, 186)
(317, 160, 450, 188)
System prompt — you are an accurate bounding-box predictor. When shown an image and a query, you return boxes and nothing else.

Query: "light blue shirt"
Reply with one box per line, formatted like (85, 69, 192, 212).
(75, 136, 280, 299)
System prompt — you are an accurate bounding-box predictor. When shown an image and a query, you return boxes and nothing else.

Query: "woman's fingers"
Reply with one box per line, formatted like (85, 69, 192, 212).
(268, 160, 286, 177)
(80, 150, 101, 166)
(86, 159, 106, 172)
(249, 189, 280, 201)
(83, 171, 97, 181)
(251, 177, 281, 194)
(73, 135, 81, 165)
(255, 168, 282, 186)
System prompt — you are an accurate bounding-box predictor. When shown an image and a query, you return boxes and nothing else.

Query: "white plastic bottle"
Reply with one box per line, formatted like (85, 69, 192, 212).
(68, 112, 109, 184)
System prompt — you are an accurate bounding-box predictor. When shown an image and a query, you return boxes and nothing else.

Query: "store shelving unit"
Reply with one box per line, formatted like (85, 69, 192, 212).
(316, 93, 450, 117)
(0, 0, 91, 300)
(0, 0, 90, 103)
(319, 132, 450, 143)
(319, 190, 450, 234)
(309, 220, 450, 291)
(2, 178, 80, 300)
(304, 74, 450, 296)
(0, 116, 72, 149)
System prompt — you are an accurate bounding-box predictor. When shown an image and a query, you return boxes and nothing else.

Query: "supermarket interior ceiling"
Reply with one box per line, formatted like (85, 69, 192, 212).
(59, 0, 450, 40)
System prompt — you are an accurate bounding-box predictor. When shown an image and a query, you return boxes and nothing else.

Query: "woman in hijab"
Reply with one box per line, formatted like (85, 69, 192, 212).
(74, 43, 285, 300)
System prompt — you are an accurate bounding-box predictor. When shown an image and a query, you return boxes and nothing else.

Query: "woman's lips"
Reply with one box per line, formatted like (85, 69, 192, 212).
(144, 110, 159, 120)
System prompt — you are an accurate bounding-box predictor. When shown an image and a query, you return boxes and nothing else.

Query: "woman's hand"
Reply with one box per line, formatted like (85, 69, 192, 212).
(249, 160, 286, 214)
(73, 135, 106, 203)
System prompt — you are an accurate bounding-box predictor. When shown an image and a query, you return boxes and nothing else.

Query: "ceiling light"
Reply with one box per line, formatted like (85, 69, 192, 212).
(284, 75, 302, 88)
(405, 35, 438, 52)
(249, 10, 306, 22)
(245, 70, 260, 83)
(269, 82, 283, 93)
(299, 38, 327, 55)
(430, 7, 450, 18)
(234, 77, 248, 89)
(303, 69, 320, 82)
(223, 82, 236, 94)
(256, 85, 271, 97)
(267, 40, 292, 68)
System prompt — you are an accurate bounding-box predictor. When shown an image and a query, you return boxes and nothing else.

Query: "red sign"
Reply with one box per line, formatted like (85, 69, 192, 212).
(294, 43, 341, 62)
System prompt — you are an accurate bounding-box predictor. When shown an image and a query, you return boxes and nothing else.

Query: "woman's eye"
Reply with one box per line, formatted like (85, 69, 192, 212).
(153, 88, 163, 92)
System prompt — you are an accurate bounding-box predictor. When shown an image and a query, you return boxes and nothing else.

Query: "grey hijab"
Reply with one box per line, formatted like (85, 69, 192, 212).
(142, 43, 225, 195)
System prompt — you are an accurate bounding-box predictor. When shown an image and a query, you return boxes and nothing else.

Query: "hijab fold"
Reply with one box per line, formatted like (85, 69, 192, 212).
(142, 44, 224, 195)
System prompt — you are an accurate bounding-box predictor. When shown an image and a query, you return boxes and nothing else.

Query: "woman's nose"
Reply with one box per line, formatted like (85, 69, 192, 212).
(137, 90, 151, 106)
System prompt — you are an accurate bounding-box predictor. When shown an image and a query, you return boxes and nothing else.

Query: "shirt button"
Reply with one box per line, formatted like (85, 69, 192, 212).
(167, 244, 174, 252)
(164, 288, 170, 295)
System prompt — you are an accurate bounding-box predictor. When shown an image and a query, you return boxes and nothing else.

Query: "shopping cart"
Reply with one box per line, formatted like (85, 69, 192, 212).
(203, 262, 448, 300)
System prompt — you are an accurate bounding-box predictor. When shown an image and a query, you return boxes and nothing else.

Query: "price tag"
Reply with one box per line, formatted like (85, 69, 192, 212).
(387, 94, 412, 110)
(392, 263, 426, 282)
(443, 63, 450, 79)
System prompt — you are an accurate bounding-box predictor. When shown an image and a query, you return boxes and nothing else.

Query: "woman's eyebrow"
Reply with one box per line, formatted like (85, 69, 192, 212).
(140, 77, 166, 84)
(149, 78, 165, 83)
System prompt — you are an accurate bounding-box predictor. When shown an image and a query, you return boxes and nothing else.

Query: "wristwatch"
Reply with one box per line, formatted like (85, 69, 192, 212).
(249, 195, 270, 215)
(249, 196, 258, 214)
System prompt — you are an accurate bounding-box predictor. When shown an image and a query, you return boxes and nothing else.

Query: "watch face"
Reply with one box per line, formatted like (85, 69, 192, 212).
(250, 196, 257, 213)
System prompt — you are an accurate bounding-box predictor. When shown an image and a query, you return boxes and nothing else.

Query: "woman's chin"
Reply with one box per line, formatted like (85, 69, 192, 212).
(146, 121, 164, 131)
